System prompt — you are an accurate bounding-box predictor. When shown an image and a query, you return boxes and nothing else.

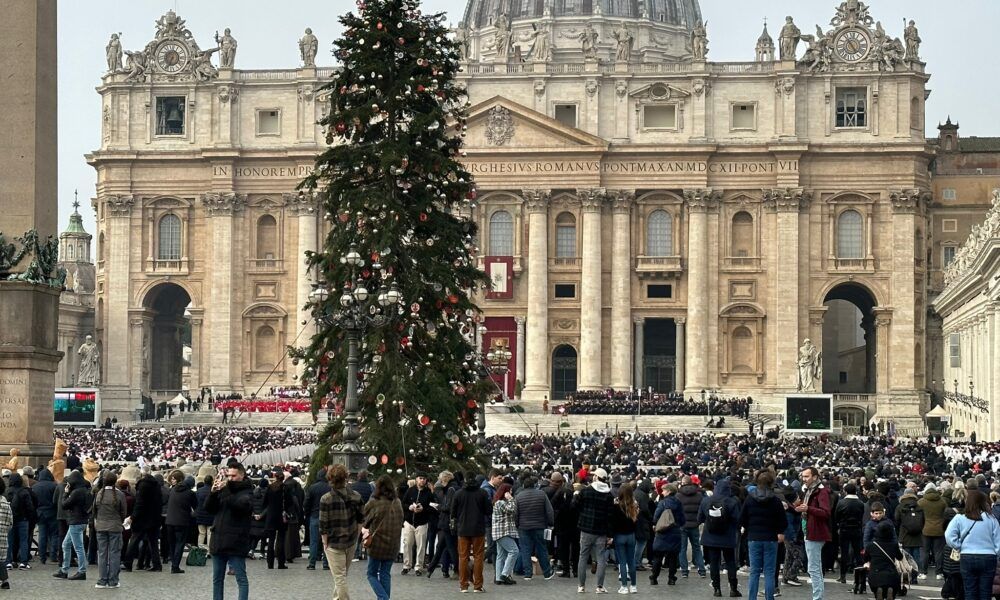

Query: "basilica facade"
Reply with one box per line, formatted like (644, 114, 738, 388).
(91, 2, 942, 430)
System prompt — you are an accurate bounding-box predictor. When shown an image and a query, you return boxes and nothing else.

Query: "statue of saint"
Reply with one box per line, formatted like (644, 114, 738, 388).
(526, 22, 551, 62)
(579, 23, 599, 60)
(299, 28, 319, 67)
(690, 20, 709, 60)
(77, 335, 101, 387)
(797, 338, 822, 393)
(778, 17, 800, 61)
(106, 33, 123, 73)
(124, 49, 148, 82)
(215, 28, 238, 68)
(613, 21, 634, 63)
(494, 13, 511, 59)
(904, 20, 921, 60)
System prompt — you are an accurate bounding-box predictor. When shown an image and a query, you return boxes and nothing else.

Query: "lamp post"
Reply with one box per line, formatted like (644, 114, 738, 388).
(702, 388, 709, 424)
(308, 247, 403, 473)
(481, 337, 512, 443)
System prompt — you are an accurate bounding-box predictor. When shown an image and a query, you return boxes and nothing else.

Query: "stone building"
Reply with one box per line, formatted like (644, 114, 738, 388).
(55, 198, 96, 387)
(89, 2, 957, 431)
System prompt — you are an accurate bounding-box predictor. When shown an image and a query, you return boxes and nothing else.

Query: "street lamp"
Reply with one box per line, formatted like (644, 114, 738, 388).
(477, 337, 512, 442)
(310, 253, 403, 473)
(701, 388, 709, 425)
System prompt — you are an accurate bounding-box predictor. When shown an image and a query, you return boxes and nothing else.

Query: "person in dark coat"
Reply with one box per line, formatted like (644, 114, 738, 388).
(650, 482, 685, 586)
(426, 471, 457, 578)
(450, 471, 492, 592)
(4, 473, 34, 568)
(865, 520, 903, 598)
(894, 488, 924, 577)
(194, 476, 215, 550)
(549, 472, 579, 577)
(834, 482, 865, 584)
(303, 467, 331, 570)
(206, 462, 253, 600)
(698, 478, 743, 596)
(55, 470, 91, 580)
(263, 469, 288, 569)
(676, 476, 707, 577)
(123, 471, 163, 572)
(164, 470, 197, 573)
(351, 471, 374, 561)
(742, 472, 787, 600)
(249, 478, 268, 557)
(34, 468, 60, 564)
(634, 479, 654, 572)
(282, 474, 304, 562)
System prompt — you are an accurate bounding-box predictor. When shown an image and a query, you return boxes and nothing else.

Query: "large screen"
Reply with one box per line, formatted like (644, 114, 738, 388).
(54, 389, 99, 425)
(785, 394, 833, 433)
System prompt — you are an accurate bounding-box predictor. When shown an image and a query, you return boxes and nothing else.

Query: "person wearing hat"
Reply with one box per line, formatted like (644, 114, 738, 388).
(573, 467, 614, 593)
(917, 482, 947, 579)
(400, 472, 433, 575)
(649, 482, 685, 586)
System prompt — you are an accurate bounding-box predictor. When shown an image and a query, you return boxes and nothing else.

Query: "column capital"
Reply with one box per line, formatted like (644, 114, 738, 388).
(675, 317, 686, 325)
(763, 188, 811, 212)
(283, 191, 318, 215)
(104, 195, 135, 217)
(889, 189, 930, 214)
(683, 189, 721, 212)
(514, 316, 526, 326)
(633, 316, 645, 325)
(522, 189, 551, 213)
(609, 190, 635, 213)
(201, 192, 247, 216)
(873, 307, 893, 328)
(577, 188, 606, 212)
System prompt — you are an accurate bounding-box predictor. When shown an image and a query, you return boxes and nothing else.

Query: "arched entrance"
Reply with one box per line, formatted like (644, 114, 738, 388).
(551, 345, 578, 401)
(143, 283, 192, 392)
(822, 283, 877, 394)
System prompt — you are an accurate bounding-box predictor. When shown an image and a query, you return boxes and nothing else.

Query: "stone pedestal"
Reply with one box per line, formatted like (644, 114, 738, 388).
(0, 282, 62, 460)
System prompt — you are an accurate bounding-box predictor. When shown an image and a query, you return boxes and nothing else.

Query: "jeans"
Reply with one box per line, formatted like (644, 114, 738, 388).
(96, 531, 123, 586)
(38, 516, 60, 562)
(213, 555, 248, 600)
(169, 525, 188, 570)
(578, 532, 609, 588)
(367, 558, 393, 600)
(308, 516, 328, 568)
(61, 523, 87, 574)
(679, 526, 706, 575)
(426, 529, 457, 575)
(613, 533, 637, 587)
(960, 553, 997, 600)
(838, 530, 863, 578)
(803, 540, 825, 600)
(747, 540, 778, 600)
(6, 520, 28, 565)
(922, 535, 946, 575)
(518, 528, 553, 578)
(496, 536, 519, 580)
(635, 538, 647, 568)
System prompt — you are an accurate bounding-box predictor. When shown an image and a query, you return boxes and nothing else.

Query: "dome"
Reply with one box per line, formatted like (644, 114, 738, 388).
(462, 0, 702, 29)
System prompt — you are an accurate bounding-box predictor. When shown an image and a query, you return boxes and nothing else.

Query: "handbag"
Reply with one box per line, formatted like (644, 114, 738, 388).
(873, 542, 911, 584)
(949, 520, 977, 562)
(654, 506, 676, 533)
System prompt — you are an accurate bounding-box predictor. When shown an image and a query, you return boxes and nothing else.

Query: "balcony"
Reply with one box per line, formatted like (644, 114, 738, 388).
(722, 256, 762, 273)
(247, 258, 285, 273)
(148, 258, 188, 274)
(549, 257, 581, 271)
(829, 257, 876, 273)
(635, 255, 683, 279)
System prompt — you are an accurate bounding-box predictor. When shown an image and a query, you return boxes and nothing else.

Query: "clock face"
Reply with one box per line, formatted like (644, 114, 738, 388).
(835, 29, 871, 62)
(156, 42, 189, 73)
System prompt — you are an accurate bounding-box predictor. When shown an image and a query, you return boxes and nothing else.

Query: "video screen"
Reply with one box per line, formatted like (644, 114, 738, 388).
(54, 390, 98, 424)
(785, 395, 832, 432)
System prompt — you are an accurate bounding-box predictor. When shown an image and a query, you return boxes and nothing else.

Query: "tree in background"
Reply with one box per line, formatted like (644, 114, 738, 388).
(295, 0, 489, 476)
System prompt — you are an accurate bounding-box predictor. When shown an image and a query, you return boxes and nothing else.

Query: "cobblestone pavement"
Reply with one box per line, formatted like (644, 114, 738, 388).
(5, 558, 947, 599)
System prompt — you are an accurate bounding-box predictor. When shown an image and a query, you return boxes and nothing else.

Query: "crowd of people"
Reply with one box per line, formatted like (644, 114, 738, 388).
(9, 429, 1000, 599)
(556, 391, 753, 419)
(51, 426, 317, 465)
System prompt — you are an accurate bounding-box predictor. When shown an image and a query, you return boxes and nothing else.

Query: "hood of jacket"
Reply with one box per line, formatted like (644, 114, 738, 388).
(66, 470, 87, 491)
(8, 472, 23, 489)
(677, 484, 701, 498)
(751, 485, 775, 501)
(226, 478, 254, 494)
(464, 479, 479, 491)
(715, 479, 732, 499)
(37, 469, 54, 482)
(591, 481, 610, 494)
(923, 490, 942, 502)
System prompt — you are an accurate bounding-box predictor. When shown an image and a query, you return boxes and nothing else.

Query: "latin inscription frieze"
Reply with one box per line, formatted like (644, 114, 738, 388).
(465, 159, 799, 176)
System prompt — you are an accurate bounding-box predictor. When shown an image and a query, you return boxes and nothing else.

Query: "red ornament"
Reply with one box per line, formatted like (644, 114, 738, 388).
(380, 454, 389, 465)
(370, 252, 380, 262)
(417, 85, 425, 93)
(377, 21, 383, 29)
(338, 213, 350, 223)
(447, 294, 459, 304)
(456, 441, 464, 451)
(335, 122, 346, 133)
(395, 456, 406, 466)
(419, 212, 428, 222)
(466, 399, 476, 408)
(456, 386, 466, 395)
(419, 414, 431, 426)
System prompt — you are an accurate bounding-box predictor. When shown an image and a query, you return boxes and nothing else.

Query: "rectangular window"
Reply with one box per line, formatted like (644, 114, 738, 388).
(942, 188, 957, 201)
(949, 333, 961, 368)
(554, 284, 576, 298)
(554, 104, 577, 129)
(839, 371, 848, 384)
(942, 219, 958, 233)
(155, 97, 186, 135)
(835, 87, 867, 128)
(731, 103, 756, 130)
(943, 245, 957, 267)
(256, 109, 281, 135)
(555, 225, 576, 258)
(643, 104, 677, 129)
(647, 284, 672, 299)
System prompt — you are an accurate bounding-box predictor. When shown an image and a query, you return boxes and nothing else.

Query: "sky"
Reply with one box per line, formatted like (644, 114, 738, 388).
(57, 0, 1000, 239)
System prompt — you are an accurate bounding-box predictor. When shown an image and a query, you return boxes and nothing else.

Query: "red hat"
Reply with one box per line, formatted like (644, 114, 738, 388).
(690, 475, 701, 486)
(654, 479, 666, 495)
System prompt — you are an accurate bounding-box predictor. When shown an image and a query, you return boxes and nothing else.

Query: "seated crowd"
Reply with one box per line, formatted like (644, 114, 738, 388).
(556, 390, 753, 418)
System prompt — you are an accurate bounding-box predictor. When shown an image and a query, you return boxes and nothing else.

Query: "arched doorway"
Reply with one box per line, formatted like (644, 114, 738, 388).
(551, 345, 578, 400)
(143, 283, 192, 391)
(822, 283, 877, 394)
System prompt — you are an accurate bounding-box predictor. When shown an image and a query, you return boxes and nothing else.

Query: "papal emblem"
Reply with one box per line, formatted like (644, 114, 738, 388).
(484, 106, 515, 146)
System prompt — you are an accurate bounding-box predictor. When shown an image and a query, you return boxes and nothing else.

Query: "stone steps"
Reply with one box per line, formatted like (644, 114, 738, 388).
(484, 412, 750, 436)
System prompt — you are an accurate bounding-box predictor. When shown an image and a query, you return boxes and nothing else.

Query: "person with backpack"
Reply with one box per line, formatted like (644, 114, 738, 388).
(945, 489, 1000, 600)
(895, 488, 924, 579)
(835, 482, 865, 585)
(649, 481, 685, 586)
(699, 478, 743, 597)
(918, 482, 947, 580)
(92, 471, 127, 589)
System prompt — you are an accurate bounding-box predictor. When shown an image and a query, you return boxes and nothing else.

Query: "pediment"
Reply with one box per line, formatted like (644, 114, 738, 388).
(629, 83, 692, 102)
(464, 96, 608, 151)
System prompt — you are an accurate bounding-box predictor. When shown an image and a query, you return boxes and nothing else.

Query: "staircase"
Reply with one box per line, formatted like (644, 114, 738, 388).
(485, 412, 751, 436)
(133, 410, 317, 428)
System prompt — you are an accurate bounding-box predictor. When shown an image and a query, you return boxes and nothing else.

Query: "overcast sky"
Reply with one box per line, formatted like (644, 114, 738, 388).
(58, 0, 1000, 238)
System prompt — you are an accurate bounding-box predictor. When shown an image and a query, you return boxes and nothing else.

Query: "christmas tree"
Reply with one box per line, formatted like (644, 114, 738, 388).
(296, 0, 490, 476)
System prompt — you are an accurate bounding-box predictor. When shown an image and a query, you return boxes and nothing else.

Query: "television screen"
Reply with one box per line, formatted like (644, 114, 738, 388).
(54, 389, 99, 425)
(785, 395, 833, 433)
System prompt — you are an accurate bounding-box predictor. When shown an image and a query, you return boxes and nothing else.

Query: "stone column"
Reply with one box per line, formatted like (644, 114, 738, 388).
(515, 316, 526, 392)
(521, 190, 550, 406)
(287, 192, 318, 379)
(633, 317, 645, 391)
(889, 191, 924, 392)
(683, 190, 719, 392)
(104, 196, 134, 391)
(765, 189, 810, 390)
(189, 312, 204, 395)
(675, 317, 686, 392)
(202, 193, 246, 393)
(609, 191, 634, 390)
(873, 308, 893, 396)
(578, 189, 604, 390)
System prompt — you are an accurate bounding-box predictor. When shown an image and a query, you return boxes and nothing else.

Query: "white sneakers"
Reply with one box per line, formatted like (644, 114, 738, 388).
(618, 586, 630, 594)
(616, 585, 639, 594)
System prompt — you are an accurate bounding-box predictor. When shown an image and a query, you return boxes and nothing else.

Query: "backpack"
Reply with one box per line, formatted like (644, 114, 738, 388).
(186, 545, 208, 567)
(899, 505, 924, 535)
(706, 499, 729, 535)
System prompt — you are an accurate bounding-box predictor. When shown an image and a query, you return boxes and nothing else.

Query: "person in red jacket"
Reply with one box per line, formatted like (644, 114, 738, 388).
(794, 467, 831, 600)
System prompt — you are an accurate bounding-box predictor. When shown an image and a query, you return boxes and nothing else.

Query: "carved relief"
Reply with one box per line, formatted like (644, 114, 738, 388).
(201, 192, 247, 216)
(763, 188, 811, 212)
(484, 106, 515, 146)
(684, 189, 721, 212)
(522, 189, 551, 213)
(577, 188, 606, 212)
(105, 195, 135, 217)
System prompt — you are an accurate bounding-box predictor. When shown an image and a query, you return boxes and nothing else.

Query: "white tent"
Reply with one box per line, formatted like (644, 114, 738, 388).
(167, 393, 187, 406)
(926, 404, 950, 419)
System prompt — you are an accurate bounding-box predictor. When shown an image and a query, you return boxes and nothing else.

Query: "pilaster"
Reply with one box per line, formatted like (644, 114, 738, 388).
(104, 195, 134, 390)
(286, 191, 319, 379)
(633, 317, 645, 391)
(201, 192, 246, 392)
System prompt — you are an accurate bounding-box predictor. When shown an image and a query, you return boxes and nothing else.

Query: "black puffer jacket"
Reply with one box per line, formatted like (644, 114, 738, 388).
(676, 483, 704, 529)
(61, 471, 92, 526)
(207, 478, 254, 557)
(165, 478, 197, 527)
(131, 475, 163, 531)
(33, 469, 58, 521)
(5, 473, 36, 523)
